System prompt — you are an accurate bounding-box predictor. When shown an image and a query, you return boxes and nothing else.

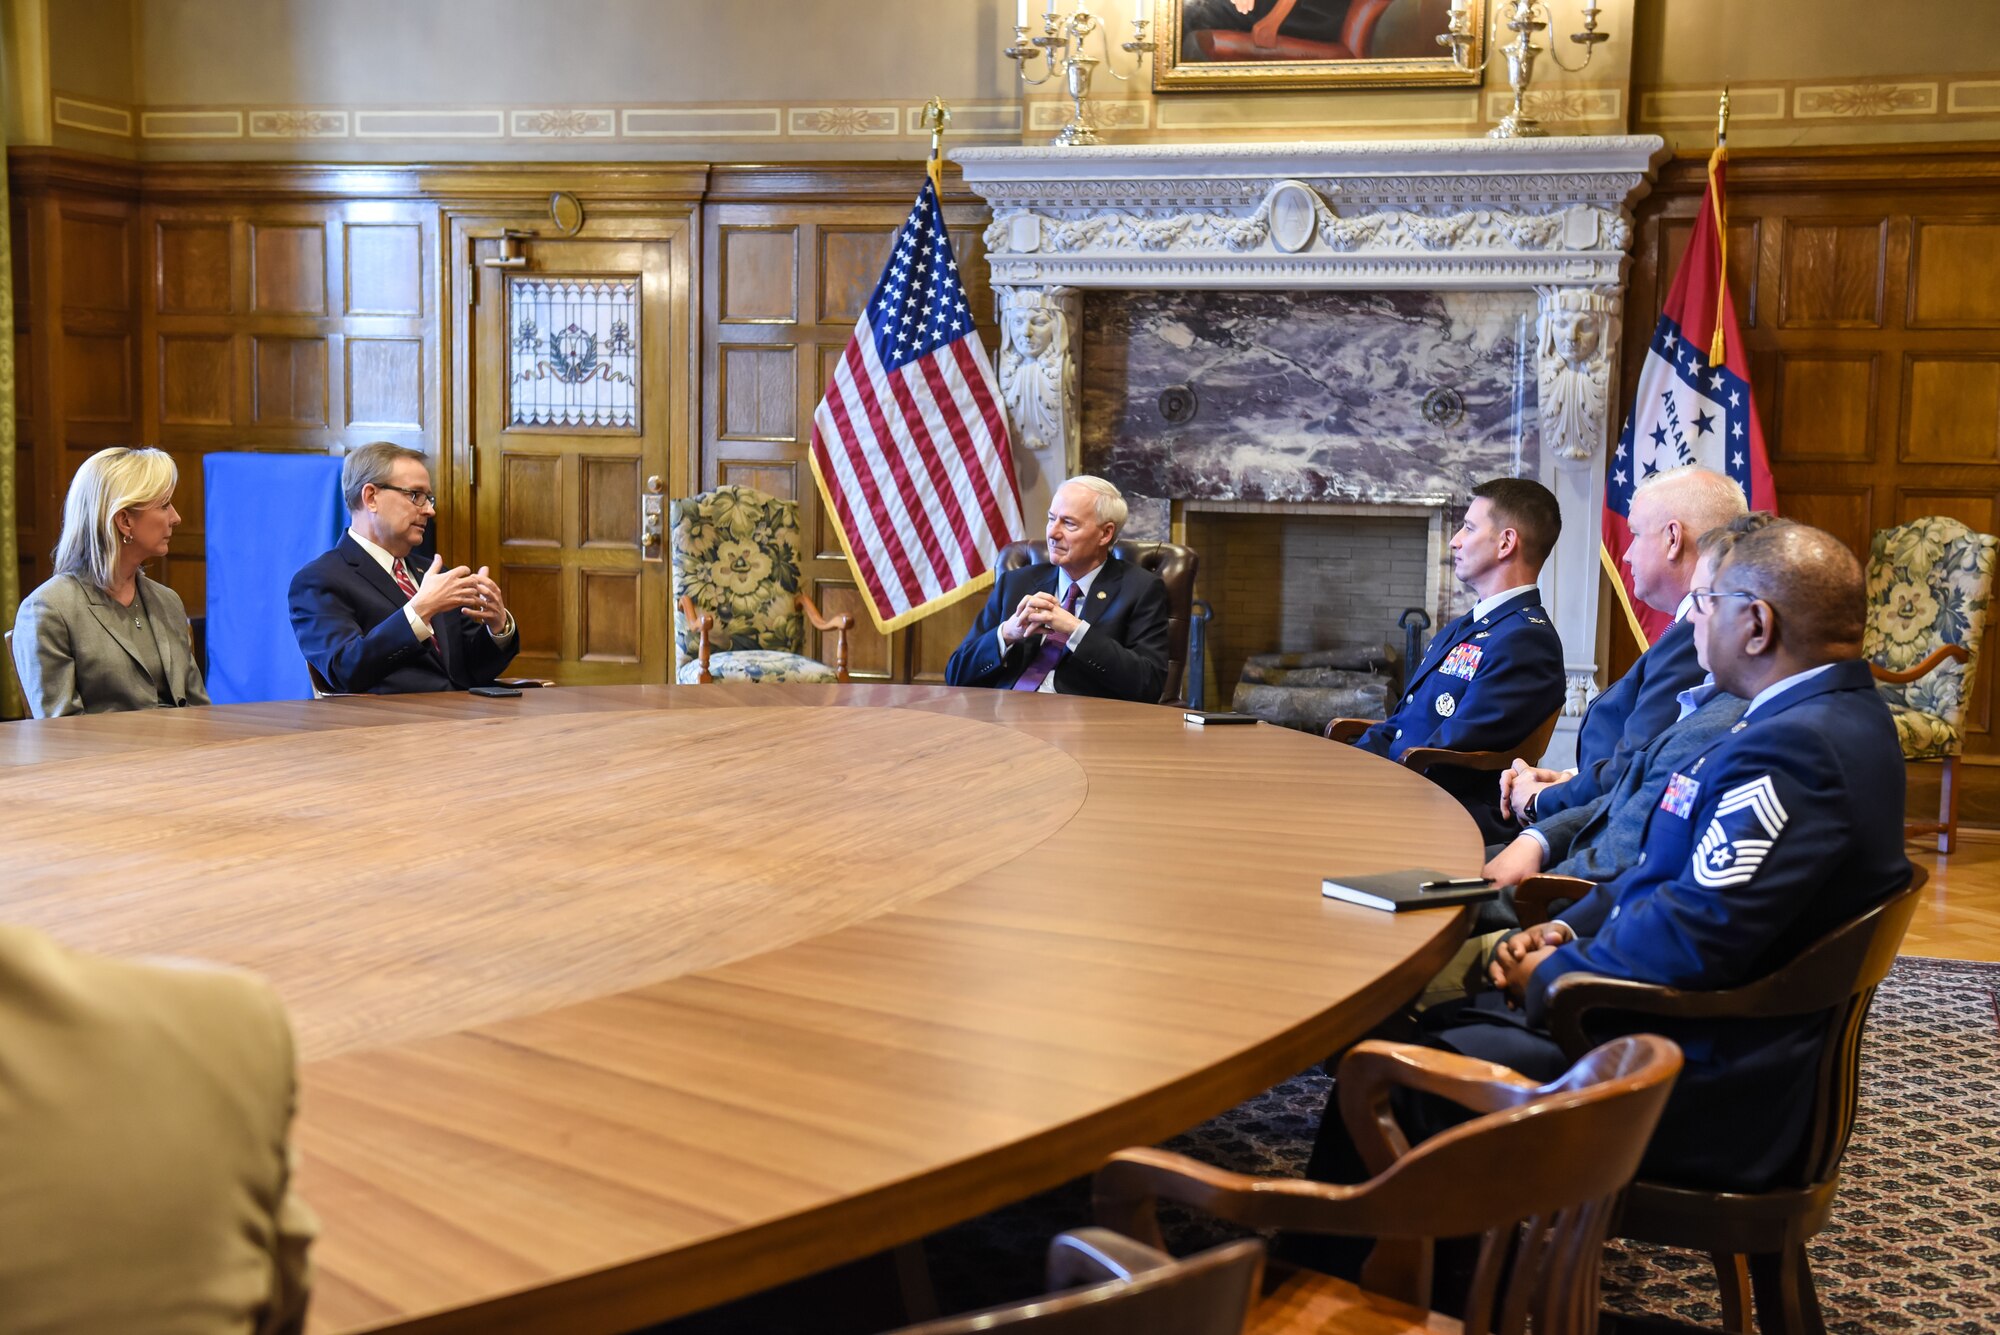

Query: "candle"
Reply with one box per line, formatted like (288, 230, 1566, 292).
(1018, 0, 1030, 25)
(1449, 0, 1468, 15)
(1045, 0, 1061, 24)
(1133, 0, 1148, 23)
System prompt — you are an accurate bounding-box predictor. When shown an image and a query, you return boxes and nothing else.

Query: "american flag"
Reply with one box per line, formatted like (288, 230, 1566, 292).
(1605, 145, 1776, 645)
(809, 180, 1026, 633)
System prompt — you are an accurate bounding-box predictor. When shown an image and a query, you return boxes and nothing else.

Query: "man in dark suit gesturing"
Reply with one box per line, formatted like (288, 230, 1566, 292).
(290, 441, 519, 694)
(946, 476, 1169, 704)
(1347, 477, 1567, 841)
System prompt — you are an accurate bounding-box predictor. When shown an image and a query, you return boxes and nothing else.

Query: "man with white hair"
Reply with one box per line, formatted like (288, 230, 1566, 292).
(1502, 465, 1746, 825)
(946, 475, 1170, 703)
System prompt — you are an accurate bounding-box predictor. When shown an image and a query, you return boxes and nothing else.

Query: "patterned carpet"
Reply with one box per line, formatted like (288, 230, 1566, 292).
(918, 956, 2000, 1333)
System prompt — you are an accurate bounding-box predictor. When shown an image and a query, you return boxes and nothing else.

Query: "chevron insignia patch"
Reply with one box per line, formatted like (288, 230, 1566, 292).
(1691, 775, 1790, 889)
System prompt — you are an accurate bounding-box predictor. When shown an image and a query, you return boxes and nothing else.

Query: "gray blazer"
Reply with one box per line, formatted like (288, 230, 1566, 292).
(11, 572, 209, 718)
(1538, 687, 1751, 881)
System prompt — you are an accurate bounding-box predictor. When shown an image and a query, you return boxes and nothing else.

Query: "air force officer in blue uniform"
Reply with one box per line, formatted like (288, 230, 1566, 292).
(1440, 523, 1910, 1190)
(1348, 478, 1566, 841)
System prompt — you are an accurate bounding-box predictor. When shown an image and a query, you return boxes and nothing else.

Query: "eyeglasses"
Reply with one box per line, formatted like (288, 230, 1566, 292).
(374, 484, 437, 509)
(1689, 587, 1761, 614)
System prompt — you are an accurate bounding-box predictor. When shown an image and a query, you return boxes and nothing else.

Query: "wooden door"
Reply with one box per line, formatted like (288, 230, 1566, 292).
(468, 230, 687, 684)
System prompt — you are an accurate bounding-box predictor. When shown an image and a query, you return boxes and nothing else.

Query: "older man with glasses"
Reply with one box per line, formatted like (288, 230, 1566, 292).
(289, 441, 519, 694)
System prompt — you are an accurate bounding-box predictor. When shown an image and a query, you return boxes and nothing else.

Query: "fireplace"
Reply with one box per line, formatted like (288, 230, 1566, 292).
(954, 136, 1668, 761)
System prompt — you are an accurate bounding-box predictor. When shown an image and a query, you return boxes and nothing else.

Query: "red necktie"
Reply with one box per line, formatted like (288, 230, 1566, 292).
(392, 560, 446, 666)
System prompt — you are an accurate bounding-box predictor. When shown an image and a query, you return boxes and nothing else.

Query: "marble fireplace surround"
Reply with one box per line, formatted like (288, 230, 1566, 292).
(955, 137, 1669, 761)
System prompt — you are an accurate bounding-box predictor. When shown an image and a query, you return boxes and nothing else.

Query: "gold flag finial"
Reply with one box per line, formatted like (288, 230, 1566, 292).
(922, 97, 952, 196)
(1716, 87, 1731, 148)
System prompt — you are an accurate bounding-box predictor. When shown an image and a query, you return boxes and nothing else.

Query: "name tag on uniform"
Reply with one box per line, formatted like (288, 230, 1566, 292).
(1659, 771, 1701, 819)
(1439, 644, 1483, 680)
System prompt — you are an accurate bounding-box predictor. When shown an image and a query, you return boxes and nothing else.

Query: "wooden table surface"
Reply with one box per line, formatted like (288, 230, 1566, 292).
(0, 684, 1483, 1334)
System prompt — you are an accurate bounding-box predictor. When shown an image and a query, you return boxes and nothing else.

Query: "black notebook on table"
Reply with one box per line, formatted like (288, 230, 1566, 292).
(1321, 869, 1498, 912)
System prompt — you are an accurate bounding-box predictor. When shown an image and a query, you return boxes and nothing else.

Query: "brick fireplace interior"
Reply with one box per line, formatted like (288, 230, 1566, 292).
(1182, 505, 1437, 713)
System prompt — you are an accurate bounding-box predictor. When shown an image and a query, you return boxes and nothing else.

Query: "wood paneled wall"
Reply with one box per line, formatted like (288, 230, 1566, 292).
(1624, 145, 2000, 761)
(10, 153, 439, 616)
(8, 152, 1000, 685)
(699, 168, 997, 682)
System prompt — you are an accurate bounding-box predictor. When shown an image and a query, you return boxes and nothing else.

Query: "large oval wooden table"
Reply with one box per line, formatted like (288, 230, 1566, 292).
(0, 683, 1484, 1334)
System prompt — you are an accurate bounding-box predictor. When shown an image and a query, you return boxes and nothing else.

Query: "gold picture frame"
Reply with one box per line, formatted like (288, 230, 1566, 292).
(1152, 0, 1483, 93)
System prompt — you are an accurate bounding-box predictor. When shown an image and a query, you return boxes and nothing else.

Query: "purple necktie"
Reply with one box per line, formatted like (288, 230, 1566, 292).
(1012, 581, 1082, 692)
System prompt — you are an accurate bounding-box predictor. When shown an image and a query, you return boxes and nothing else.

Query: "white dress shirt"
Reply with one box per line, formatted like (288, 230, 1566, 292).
(997, 561, 1103, 694)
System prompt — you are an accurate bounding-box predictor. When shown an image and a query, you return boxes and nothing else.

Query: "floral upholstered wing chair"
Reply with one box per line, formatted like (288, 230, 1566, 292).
(1864, 515, 1996, 852)
(669, 485, 851, 684)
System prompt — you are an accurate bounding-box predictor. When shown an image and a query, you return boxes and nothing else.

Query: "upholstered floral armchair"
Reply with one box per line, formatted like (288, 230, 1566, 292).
(669, 485, 851, 685)
(1865, 515, 1996, 852)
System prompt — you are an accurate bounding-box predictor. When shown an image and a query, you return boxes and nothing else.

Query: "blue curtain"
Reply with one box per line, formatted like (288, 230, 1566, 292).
(204, 453, 346, 704)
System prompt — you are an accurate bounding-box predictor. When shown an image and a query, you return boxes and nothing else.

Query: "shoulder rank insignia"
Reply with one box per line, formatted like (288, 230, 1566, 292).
(1526, 615, 1548, 625)
(1692, 775, 1790, 889)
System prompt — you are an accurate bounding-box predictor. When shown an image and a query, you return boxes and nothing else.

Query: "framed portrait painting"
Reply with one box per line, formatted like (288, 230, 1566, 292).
(1152, 0, 1483, 92)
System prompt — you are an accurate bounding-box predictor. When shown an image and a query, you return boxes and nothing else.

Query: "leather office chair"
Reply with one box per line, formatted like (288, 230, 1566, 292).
(1189, 0, 1398, 61)
(1524, 870, 1927, 1335)
(1094, 1035, 1682, 1335)
(889, 1229, 1262, 1335)
(996, 538, 1200, 705)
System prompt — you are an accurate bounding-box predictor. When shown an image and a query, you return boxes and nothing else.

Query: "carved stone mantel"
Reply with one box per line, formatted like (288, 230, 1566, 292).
(955, 137, 1667, 762)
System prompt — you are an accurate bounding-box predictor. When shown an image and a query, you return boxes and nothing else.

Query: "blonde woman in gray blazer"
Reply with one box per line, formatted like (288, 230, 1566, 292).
(11, 447, 209, 718)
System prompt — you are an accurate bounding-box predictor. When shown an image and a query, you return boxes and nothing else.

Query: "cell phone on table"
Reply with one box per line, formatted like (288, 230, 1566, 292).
(469, 684, 522, 698)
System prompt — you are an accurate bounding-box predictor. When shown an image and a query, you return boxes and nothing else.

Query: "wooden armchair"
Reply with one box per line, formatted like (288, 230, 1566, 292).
(670, 485, 852, 685)
(889, 1229, 1263, 1335)
(1324, 705, 1563, 777)
(1526, 871, 1927, 1335)
(1862, 515, 1995, 852)
(1094, 1035, 1682, 1335)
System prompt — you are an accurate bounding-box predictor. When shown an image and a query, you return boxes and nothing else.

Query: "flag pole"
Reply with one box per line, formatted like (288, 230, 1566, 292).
(922, 97, 951, 197)
(1707, 88, 1730, 364)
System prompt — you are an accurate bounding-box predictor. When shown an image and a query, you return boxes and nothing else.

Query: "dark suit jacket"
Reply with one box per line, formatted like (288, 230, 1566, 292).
(1436, 661, 1910, 1191)
(1535, 615, 1704, 821)
(1353, 588, 1566, 841)
(288, 534, 517, 694)
(944, 556, 1170, 704)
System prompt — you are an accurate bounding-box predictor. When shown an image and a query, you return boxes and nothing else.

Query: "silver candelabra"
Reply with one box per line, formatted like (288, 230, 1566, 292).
(1439, 0, 1610, 139)
(1006, 2, 1155, 147)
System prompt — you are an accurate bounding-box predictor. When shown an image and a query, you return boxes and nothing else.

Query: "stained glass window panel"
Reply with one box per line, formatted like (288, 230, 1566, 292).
(507, 275, 640, 430)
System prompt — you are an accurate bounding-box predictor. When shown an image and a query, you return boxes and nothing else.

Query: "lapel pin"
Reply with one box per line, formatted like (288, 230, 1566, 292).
(1095, 590, 1107, 600)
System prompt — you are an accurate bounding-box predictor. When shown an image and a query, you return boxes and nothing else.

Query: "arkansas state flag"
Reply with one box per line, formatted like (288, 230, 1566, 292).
(1605, 145, 1776, 646)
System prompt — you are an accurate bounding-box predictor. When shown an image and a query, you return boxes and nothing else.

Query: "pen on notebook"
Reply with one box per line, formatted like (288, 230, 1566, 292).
(1418, 876, 1493, 890)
